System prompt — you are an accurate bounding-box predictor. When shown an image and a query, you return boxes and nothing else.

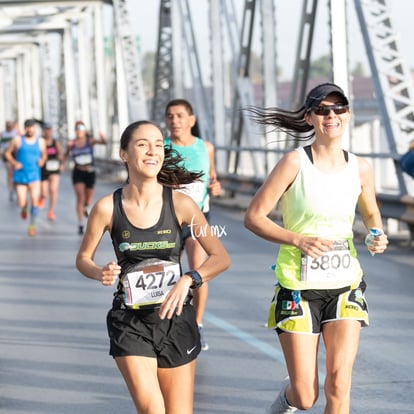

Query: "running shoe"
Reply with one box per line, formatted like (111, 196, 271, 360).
(38, 197, 46, 209)
(21, 205, 28, 220)
(198, 324, 209, 351)
(27, 225, 36, 237)
(78, 225, 84, 235)
(265, 377, 297, 414)
(47, 211, 56, 221)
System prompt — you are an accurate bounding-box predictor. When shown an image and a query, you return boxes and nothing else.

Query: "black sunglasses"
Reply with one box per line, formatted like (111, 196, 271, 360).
(310, 104, 349, 116)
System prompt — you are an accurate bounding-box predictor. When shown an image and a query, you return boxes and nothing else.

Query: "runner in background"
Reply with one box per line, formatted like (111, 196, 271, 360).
(1, 120, 21, 202)
(4, 119, 47, 236)
(38, 122, 64, 221)
(63, 120, 106, 235)
(165, 99, 222, 351)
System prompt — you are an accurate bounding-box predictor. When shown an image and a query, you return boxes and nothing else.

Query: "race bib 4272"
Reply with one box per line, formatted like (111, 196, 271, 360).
(122, 261, 181, 309)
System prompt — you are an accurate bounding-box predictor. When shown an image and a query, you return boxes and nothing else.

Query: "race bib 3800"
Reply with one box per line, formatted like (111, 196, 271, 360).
(300, 240, 357, 284)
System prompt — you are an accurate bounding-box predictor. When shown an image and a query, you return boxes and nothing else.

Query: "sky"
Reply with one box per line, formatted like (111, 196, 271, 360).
(125, 0, 413, 82)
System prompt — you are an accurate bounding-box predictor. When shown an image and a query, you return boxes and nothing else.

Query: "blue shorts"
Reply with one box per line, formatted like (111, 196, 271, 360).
(13, 167, 41, 185)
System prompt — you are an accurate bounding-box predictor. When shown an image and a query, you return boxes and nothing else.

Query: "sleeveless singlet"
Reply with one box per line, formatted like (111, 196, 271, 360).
(13, 136, 41, 184)
(164, 137, 210, 211)
(111, 186, 184, 298)
(70, 139, 94, 169)
(275, 146, 363, 290)
(42, 139, 61, 173)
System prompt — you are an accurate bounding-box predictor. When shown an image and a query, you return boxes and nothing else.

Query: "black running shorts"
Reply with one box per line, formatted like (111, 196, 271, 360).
(106, 303, 201, 368)
(72, 168, 95, 188)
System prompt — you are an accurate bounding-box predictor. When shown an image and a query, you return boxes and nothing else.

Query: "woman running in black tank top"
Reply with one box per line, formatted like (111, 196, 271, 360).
(75, 120, 230, 414)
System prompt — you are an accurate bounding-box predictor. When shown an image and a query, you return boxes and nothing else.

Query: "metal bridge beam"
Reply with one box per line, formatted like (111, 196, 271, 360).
(354, 0, 414, 195)
(209, 0, 226, 149)
(112, 0, 148, 127)
(228, 0, 265, 176)
(152, 0, 174, 126)
(289, 0, 318, 111)
(176, 0, 213, 141)
(0, 0, 145, 151)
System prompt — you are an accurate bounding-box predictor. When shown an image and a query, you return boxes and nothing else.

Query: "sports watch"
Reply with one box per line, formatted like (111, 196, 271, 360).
(185, 270, 203, 289)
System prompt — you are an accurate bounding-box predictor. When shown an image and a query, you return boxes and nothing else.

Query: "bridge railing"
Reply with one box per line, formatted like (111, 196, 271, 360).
(216, 170, 414, 241)
(214, 140, 414, 240)
(95, 148, 414, 241)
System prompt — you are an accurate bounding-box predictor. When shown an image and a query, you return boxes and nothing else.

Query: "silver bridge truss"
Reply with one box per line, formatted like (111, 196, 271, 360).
(0, 0, 413, 196)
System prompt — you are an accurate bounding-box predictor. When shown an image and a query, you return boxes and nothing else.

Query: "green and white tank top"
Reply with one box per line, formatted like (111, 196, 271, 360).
(275, 146, 363, 290)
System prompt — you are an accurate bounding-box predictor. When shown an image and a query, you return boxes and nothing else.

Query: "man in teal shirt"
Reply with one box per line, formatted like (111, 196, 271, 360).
(165, 99, 222, 350)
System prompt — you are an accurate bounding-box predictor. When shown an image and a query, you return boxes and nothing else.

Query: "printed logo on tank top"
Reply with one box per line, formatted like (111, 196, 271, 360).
(119, 240, 176, 253)
(121, 229, 171, 238)
(118, 229, 177, 253)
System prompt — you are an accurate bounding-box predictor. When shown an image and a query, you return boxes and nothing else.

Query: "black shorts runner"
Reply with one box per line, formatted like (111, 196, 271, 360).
(72, 168, 95, 188)
(106, 302, 201, 368)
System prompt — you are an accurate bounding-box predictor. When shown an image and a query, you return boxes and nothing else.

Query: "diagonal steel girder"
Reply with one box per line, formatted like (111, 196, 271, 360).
(0, 1, 108, 141)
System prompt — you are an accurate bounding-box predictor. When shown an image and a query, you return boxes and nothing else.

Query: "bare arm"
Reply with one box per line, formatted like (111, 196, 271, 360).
(55, 140, 65, 171)
(175, 191, 230, 281)
(62, 140, 72, 164)
(76, 194, 121, 285)
(56, 140, 64, 162)
(204, 140, 221, 196)
(244, 150, 334, 259)
(356, 157, 388, 254)
(38, 138, 47, 167)
(159, 192, 230, 319)
(90, 131, 107, 146)
(4, 136, 21, 168)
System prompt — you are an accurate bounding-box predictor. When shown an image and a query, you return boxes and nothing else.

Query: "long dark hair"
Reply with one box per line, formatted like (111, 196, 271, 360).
(120, 120, 203, 186)
(245, 105, 315, 142)
(245, 83, 350, 142)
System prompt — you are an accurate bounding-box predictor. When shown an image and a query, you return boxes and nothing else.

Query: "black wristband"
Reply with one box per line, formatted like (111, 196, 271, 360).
(185, 270, 203, 289)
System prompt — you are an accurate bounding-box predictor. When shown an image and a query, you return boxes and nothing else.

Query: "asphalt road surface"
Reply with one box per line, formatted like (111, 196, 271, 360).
(0, 170, 413, 413)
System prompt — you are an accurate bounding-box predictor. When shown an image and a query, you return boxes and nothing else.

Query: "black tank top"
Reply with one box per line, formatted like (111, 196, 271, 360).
(111, 186, 183, 298)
